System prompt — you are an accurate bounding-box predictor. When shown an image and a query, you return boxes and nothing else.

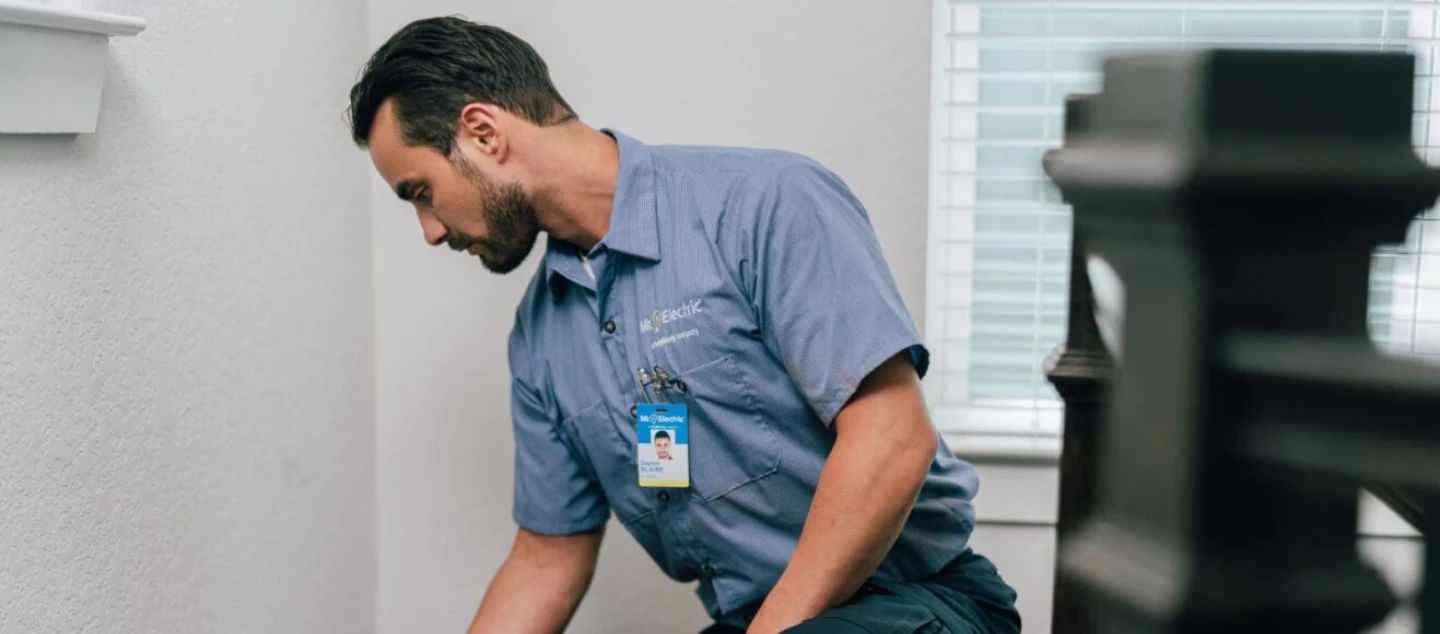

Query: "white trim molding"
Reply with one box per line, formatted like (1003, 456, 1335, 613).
(945, 432, 1062, 464)
(0, 1, 146, 134)
(0, 1, 144, 36)
(935, 401, 1064, 463)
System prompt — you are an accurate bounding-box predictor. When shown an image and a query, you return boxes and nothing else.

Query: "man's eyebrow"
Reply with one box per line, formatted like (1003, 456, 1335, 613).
(395, 180, 418, 201)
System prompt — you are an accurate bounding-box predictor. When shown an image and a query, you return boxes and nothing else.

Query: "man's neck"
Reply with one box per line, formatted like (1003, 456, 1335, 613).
(527, 124, 620, 253)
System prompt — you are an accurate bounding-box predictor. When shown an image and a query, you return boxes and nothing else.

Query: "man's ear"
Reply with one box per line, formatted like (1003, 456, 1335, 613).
(459, 103, 507, 161)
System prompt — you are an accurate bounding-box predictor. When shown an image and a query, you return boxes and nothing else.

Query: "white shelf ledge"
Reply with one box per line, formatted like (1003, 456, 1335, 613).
(0, 1, 146, 134)
(0, 1, 144, 35)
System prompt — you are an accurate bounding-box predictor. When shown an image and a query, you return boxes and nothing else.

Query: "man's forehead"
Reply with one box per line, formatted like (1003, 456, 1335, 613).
(367, 102, 413, 184)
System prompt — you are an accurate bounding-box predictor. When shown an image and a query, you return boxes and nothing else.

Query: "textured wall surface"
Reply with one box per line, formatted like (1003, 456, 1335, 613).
(367, 2, 931, 632)
(0, 2, 376, 633)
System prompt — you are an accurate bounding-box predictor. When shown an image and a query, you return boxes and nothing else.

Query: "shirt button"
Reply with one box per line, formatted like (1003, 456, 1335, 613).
(630, 405, 638, 418)
(702, 564, 717, 576)
(657, 490, 670, 503)
(603, 320, 616, 334)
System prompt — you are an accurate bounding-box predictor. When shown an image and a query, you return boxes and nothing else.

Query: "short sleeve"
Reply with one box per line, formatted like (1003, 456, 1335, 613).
(746, 162, 929, 425)
(509, 328, 610, 535)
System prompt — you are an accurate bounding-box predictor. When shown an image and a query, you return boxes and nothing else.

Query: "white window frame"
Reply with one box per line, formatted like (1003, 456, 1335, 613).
(926, 0, 1440, 462)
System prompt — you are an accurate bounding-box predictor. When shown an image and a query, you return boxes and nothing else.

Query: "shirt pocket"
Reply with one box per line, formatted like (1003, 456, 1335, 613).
(675, 354, 783, 502)
(560, 401, 651, 523)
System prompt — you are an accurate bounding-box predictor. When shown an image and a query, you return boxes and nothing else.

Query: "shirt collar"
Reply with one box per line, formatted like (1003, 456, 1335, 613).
(546, 129, 661, 297)
(543, 236, 593, 298)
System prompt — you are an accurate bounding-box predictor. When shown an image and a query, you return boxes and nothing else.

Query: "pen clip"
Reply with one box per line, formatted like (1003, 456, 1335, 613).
(652, 365, 670, 398)
(636, 368, 655, 404)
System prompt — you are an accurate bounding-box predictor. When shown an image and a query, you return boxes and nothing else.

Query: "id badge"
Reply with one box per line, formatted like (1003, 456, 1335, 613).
(636, 403, 689, 488)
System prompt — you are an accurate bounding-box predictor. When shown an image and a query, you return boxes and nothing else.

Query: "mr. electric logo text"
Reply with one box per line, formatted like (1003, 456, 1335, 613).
(639, 299, 703, 334)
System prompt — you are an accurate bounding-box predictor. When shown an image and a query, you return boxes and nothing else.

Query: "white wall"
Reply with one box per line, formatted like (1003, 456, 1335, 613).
(368, 2, 936, 633)
(0, 1, 375, 633)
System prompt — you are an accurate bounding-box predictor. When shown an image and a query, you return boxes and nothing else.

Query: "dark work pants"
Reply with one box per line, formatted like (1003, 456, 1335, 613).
(699, 549, 1021, 634)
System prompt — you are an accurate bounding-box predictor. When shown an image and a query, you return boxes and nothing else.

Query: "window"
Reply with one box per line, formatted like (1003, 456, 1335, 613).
(928, 0, 1440, 457)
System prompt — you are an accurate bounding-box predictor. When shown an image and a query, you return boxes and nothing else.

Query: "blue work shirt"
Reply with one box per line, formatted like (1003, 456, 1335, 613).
(508, 131, 980, 626)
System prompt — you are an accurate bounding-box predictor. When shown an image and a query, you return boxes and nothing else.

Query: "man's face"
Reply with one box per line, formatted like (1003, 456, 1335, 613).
(655, 437, 672, 460)
(368, 101, 540, 273)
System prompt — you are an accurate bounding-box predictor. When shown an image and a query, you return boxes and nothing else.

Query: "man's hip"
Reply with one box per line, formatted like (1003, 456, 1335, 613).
(700, 549, 1021, 634)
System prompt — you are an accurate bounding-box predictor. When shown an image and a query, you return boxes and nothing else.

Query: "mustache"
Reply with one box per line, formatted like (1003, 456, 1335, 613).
(447, 234, 475, 252)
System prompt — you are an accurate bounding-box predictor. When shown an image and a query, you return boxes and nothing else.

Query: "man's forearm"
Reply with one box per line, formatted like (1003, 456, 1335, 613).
(748, 355, 939, 633)
(468, 527, 602, 634)
(751, 427, 934, 628)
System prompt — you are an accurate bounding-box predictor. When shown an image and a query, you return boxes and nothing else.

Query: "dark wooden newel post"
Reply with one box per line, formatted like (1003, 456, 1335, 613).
(1044, 49, 1440, 634)
(1046, 93, 1111, 634)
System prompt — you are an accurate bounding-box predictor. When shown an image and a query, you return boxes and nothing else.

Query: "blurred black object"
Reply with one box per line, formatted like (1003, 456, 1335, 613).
(1044, 49, 1440, 634)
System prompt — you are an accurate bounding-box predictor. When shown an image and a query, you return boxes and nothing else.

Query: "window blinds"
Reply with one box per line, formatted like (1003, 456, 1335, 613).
(927, 0, 1440, 454)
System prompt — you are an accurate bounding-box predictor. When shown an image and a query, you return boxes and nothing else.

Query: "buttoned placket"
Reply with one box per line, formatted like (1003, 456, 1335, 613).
(588, 247, 635, 431)
(616, 259, 719, 590)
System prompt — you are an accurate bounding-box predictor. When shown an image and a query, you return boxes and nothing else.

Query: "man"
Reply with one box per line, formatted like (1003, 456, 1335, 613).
(348, 16, 1020, 634)
(654, 431, 674, 461)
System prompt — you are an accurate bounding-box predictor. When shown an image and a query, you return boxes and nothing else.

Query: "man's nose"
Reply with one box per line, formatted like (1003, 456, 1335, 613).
(418, 210, 448, 247)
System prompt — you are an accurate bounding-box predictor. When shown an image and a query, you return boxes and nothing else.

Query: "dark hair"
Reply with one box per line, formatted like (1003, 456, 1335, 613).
(653, 431, 671, 442)
(347, 16, 576, 154)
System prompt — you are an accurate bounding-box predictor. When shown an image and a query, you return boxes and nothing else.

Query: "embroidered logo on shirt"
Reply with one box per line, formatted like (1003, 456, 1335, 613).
(638, 299, 703, 335)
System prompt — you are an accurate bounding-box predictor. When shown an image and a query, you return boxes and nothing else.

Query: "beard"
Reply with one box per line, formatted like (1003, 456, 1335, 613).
(447, 157, 541, 274)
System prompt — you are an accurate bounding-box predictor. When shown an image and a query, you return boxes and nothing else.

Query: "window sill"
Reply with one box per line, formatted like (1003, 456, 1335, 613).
(943, 432, 1062, 465)
(0, 1, 146, 134)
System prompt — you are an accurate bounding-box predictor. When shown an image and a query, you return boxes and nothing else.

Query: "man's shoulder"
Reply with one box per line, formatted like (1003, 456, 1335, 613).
(650, 143, 849, 241)
(650, 142, 834, 191)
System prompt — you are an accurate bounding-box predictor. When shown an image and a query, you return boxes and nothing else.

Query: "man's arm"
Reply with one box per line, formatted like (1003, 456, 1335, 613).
(467, 525, 605, 634)
(746, 353, 938, 634)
